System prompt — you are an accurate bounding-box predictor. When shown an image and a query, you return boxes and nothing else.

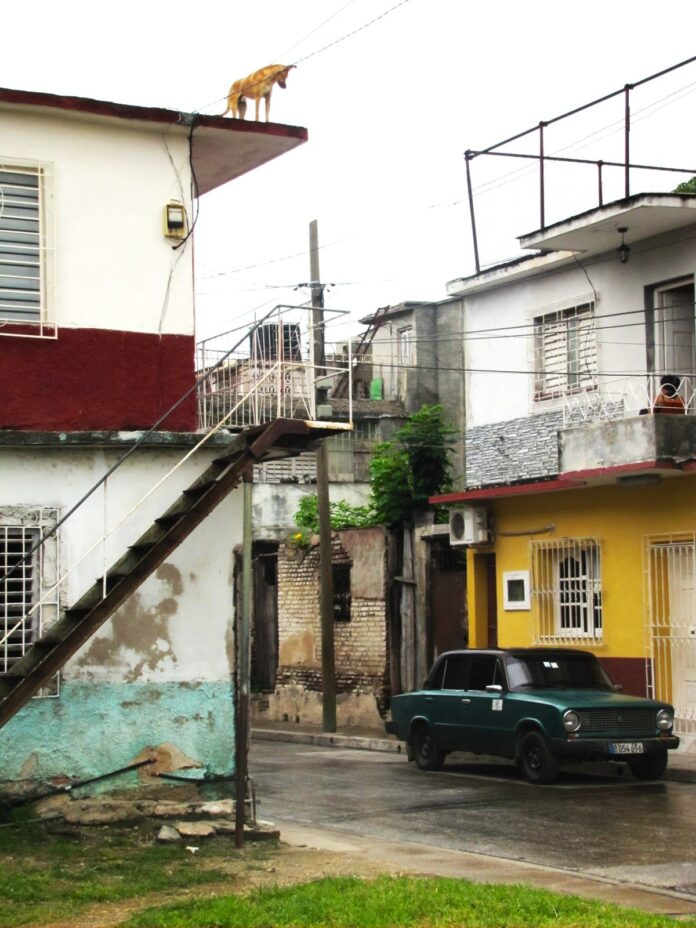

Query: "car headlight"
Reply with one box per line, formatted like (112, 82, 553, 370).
(563, 710, 581, 733)
(656, 709, 673, 732)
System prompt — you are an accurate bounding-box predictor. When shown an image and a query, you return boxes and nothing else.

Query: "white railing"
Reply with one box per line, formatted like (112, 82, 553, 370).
(197, 306, 352, 428)
(563, 373, 696, 428)
(1, 306, 352, 678)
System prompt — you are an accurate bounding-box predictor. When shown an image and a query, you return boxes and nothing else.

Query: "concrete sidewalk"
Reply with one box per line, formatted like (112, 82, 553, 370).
(251, 719, 696, 784)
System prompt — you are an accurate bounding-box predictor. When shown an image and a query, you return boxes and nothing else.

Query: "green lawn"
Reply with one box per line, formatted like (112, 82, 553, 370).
(0, 809, 268, 927)
(128, 875, 696, 928)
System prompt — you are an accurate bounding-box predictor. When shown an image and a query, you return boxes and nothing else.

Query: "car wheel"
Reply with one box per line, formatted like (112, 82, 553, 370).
(411, 724, 445, 771)
(518, 731, 560, 785)
(628, 752, 668, 781)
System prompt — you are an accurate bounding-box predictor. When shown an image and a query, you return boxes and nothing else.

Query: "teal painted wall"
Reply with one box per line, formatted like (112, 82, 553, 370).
(0, 680, 235, 789)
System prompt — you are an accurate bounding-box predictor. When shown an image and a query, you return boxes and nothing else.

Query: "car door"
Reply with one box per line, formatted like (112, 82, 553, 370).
(465, 654, 511, 757)
(426, 653, 473, 751)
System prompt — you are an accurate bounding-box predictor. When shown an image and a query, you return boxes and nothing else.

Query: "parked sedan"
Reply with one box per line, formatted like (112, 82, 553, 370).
(385, 648, 679, 784)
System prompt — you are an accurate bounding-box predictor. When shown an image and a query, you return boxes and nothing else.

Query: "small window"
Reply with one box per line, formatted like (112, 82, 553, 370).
(503, 570, 530, 611)
(332, 564, 351, 622)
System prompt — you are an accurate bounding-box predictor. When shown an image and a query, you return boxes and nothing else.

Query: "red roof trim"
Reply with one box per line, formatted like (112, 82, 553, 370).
(430, 459, 690, 505)
(0, 86, 307, 142)
(430, 477, 587, 504)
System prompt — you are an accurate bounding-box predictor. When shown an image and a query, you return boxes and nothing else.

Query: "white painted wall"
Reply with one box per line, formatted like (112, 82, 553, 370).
(253, 482, 372, 541)
(1, 107, 194, 336)
(0, 444, 241, 684)
(464, 230, 696, 428)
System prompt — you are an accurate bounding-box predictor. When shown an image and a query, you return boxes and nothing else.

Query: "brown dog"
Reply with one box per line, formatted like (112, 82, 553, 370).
(223, 64, 295, 122)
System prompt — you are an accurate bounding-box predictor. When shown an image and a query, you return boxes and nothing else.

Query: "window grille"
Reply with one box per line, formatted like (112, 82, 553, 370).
(0, 526, 39, 672)
(0, 161, 55, 337)
(531, 538, 603, 643)
(644, 534, 696, 735)
(534, 302, 597, 400)
(0, 508, 60, 696)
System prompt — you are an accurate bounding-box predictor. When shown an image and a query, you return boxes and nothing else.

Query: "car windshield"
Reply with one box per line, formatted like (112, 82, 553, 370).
(505, 653, 614, 691)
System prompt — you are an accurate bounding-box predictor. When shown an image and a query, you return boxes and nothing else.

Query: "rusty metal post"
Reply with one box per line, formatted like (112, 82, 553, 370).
(539, 122, 546, 230)
(464, 152, 480, 274)
(597, 160, 604, 206)
(624, 85, 632, 199)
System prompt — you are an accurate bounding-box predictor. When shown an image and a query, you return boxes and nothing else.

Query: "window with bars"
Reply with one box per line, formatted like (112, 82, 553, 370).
(1, 526, 40, 674)
(533, 302, 597, 400)
(0, 167, 42, 323)
(531, 538, 603, 642)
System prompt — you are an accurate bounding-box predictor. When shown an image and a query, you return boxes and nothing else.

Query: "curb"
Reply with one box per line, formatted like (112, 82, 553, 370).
(251, 727, 696, 783)
(252, 728, 404, 754)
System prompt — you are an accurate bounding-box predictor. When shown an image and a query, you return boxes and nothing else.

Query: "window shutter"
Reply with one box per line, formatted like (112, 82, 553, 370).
(0, 169, 41, 321)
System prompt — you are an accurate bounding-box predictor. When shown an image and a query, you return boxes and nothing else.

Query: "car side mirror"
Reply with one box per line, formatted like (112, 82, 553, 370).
(486, 684, 503, 694)
(613, 683, 623, 692)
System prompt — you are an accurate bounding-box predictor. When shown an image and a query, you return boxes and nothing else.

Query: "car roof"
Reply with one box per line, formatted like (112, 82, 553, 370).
(435, 648, 595, 659)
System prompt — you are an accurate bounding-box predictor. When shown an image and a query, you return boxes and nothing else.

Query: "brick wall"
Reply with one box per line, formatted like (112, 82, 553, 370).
(260, 528, 389, 727)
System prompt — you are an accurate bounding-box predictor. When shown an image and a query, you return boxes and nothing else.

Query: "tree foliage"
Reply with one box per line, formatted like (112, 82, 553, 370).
(369, 404, 455, 526)
(294, 495, 376, 534)
(674, 176, 696, 194)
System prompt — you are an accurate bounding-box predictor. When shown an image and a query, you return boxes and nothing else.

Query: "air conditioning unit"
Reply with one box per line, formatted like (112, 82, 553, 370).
(449, 507, 488, 546)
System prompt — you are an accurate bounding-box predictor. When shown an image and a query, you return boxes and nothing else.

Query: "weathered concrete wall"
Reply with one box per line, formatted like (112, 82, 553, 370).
(255, 527, 388, 728)
(252, 483, 372, 543)
(0, 441, 240, 793)
(561, 414, 696, 473)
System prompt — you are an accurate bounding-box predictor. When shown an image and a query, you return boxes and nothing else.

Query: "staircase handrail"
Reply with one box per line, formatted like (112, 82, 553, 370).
(0, 306, 280, 591)
(0, 360, 287, 651)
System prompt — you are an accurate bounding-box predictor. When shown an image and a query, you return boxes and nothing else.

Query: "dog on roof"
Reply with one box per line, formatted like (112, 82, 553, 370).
(223, 64, 295, 122)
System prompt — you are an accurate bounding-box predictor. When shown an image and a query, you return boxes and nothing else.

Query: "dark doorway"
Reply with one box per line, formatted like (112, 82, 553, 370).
(429, 539, 467, 661)
(251, 542, 279, 692)
(486, 553, 498, 648)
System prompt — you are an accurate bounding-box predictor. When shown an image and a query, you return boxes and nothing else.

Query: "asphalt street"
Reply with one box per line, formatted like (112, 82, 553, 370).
(250, 739, 696, 898)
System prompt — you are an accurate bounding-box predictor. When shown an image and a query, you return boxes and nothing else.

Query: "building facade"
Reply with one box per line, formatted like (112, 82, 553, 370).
(0, 87, 307, 793)
(434, 194, 696, 749)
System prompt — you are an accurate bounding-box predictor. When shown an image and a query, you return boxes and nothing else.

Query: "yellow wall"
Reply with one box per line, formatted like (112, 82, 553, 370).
(466, 474, 696, 659)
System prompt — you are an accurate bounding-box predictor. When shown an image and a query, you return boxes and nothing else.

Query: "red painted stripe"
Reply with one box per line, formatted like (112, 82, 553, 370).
(561, 460, 678, 481)
(430, 478, 587, 504)
(0, 328, 196, 431)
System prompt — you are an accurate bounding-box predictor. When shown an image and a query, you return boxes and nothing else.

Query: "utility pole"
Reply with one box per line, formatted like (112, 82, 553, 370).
(235, 471, 253, 847)
(310, 219, 336, 733)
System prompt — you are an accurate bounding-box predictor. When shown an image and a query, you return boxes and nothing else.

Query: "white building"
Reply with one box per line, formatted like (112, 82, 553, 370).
(0, 86, 310, 793)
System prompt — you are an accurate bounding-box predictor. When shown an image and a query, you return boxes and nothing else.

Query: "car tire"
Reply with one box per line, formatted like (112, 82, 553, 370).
(628, 752, 668, 781)
(411, 724, 445, 771)
(518, 731, 560, 785)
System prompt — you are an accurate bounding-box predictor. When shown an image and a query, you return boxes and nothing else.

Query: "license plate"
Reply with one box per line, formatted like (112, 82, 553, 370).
(609, 742, 645, 755)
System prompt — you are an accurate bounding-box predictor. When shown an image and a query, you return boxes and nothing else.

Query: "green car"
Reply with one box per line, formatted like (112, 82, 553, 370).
(385, 648, 679, 784)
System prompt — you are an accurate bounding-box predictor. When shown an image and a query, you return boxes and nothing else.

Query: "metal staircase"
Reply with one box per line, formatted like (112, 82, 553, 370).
(0, 418, 338, 730)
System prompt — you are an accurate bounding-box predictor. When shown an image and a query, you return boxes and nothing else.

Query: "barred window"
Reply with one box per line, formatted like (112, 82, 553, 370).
(531, 538, 603, 643)
(534, 302, 597, 399)
(0, 168, 42, 322)
(1, 526, 40, 673)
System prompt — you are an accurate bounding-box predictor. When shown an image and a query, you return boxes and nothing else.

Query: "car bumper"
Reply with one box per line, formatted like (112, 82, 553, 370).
(550, 735, 679, 758)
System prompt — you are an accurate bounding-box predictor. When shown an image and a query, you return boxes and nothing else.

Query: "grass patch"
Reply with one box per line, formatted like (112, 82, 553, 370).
(128, 875, 696, 928)
(0, 808, 272, 928)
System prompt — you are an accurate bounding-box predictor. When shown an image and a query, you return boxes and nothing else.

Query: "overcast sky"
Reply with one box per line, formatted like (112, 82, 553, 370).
(4, 1, 696, 344)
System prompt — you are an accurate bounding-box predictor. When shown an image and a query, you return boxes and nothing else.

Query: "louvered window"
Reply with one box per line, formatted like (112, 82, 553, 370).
(1, 526, 39, 674)
(0, 168, 42, 322)
(534, 302, 597, 399)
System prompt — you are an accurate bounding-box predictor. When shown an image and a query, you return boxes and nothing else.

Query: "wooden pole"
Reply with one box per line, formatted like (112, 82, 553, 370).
(235, 473, 253, 847)
(310, 220, 336, 732)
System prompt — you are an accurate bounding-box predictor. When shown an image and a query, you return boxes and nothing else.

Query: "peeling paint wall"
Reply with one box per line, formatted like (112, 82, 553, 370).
(0, 443, 241, 793)
(255, 527, 389, 728)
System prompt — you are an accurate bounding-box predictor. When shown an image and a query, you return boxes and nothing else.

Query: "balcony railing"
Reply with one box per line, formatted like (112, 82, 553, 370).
(197, 306, 352, 429)
(563, 373, 696, 428)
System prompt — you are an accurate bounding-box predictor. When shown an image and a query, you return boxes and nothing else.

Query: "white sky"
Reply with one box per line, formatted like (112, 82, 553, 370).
(4, 1, 696, 345)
